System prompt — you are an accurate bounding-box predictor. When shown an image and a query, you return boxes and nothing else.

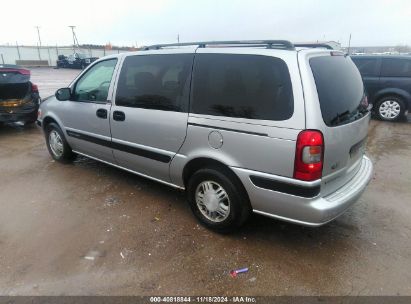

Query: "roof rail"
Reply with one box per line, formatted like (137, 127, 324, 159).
(143, 40, 295, 50)
(294, 43, 335, 50)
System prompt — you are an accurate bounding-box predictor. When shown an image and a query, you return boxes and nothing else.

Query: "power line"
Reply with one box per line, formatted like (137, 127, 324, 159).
(68, 26, 80, 50)
(35, 26, 42, 47)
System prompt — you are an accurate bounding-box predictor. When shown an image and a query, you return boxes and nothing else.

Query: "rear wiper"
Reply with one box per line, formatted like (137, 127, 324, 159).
(330, 111, 350, 125)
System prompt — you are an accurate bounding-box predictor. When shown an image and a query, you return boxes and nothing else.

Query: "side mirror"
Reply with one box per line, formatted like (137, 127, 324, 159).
(55, 88, 71, 101)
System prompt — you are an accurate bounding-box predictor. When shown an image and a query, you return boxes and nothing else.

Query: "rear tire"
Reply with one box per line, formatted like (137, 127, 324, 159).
(375, 96, 405, 121)
(45, 122, 76, 163)
(187, 167, 251, 233)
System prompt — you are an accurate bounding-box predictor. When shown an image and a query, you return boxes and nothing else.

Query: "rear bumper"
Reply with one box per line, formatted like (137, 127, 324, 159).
(0, 102, 39, 123)
(231, 155, 373, 226)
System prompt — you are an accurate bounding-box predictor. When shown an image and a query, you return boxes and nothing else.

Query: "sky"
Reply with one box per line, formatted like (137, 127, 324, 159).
(1, 0, 411, 47)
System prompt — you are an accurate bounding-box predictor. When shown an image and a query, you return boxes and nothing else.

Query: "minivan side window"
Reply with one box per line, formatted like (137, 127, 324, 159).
(115, 54, 194, 112)
(191, 54, 293, 121)
(73, 59, 117, 102)
(381, 58, 411, 77)
(352, 58, 380, 76)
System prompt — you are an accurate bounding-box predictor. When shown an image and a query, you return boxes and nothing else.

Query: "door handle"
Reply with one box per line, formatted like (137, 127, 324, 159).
(113, 111, 126, 121)
(96, 108, 107, 119)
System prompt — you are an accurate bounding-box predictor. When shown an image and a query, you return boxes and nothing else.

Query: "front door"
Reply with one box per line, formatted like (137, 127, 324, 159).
(57, 58, 118, 162)
(110, 53, 194, 182)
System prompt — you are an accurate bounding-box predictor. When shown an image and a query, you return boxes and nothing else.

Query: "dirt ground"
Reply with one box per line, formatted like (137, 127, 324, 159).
(0, 68, 410, 296)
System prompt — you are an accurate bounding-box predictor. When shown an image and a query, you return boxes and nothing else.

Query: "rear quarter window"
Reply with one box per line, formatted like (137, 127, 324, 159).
(381, 58, 411, 77)
(191, 54, 293, 121)
(351, 57, 380, 76)
(310, 55, 365, 127)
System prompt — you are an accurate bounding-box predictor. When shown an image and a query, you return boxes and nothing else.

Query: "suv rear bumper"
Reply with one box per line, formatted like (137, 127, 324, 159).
(231, 155, 373, 226)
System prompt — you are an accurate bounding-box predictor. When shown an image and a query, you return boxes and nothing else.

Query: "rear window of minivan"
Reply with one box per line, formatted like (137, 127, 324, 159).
(191, 54, 293, 121)
(310, 55, 366, 127)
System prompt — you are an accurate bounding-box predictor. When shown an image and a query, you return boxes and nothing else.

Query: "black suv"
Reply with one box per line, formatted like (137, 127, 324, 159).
(57, 53, 98, 69)
(351, 55, 411, 121)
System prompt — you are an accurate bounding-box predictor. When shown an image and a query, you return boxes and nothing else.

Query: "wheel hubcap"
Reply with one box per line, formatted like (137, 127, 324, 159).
(379, 100, 401, 119)
(195, 181, 230, 222)
(49, 130, 64, 157)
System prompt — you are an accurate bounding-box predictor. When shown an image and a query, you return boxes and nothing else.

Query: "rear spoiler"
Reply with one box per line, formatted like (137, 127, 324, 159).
(294, 43, 334, 50)
(0, 68, 30, 75)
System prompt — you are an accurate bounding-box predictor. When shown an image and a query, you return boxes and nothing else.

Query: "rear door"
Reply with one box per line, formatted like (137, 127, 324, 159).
(56, 58, 118, 163)
(300, 52, 371, 195)
(351, 57, 381, 103)
(110, 52, 194, 182)
(380, 57, 411, 97)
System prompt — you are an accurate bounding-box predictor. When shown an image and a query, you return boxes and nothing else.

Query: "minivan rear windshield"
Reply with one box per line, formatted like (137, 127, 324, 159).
(310, 55, 366, 127)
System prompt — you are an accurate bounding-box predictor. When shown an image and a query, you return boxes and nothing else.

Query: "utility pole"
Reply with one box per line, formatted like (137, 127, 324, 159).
(69, 26, 79, 51)
(348, 33, 352, 55)
(177, 34, 180, 43)
(35, 26, 42, 47)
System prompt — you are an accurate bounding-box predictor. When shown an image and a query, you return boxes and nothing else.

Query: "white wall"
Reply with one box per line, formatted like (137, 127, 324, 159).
(0, 46, 128, 66)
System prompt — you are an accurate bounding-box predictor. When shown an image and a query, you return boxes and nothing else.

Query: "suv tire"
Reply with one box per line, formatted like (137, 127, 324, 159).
(187, 167, 251, 233)
(375, 96, 405, 121)
(45, 122, 76, 163)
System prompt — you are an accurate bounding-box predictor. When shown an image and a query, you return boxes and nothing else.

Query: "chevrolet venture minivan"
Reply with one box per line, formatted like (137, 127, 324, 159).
(38, 40, 373, 232)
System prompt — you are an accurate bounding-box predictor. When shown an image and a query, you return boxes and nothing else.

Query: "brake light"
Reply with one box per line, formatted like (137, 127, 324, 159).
(294, 130, 324, 181)
(31, 84, 39, 93)
(361, 95, 369, 108)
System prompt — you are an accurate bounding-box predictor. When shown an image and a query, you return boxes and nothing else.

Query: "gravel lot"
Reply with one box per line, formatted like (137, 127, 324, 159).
(0, 68, 410, 296)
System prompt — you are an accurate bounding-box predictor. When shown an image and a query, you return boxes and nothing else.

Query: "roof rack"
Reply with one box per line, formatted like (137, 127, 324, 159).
(143, 40, 295, 51)
(294, 43, 335, 50)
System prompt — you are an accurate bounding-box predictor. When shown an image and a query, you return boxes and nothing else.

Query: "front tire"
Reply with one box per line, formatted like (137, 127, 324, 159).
(375, 96, 405, 121)
(187, 167, 251, 233)
(45, 122, 76, 163)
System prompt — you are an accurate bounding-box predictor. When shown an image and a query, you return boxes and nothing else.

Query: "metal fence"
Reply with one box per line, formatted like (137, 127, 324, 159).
(0, 45, 131, 66)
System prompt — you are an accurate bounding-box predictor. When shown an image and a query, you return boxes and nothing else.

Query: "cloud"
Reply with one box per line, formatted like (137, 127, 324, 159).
(1, 0, 410, 46)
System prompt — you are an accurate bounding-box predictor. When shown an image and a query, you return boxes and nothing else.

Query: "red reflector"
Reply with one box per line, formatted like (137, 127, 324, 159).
(294, 130, 324, 181)
(31, 84, 39, 93)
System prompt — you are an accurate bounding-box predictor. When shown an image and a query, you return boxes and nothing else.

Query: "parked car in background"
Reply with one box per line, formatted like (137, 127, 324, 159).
(0, 64, 40, 124)
(351, 55, 411, 121)
(38, 40, 373, 232)
(57, 52, 98, 69)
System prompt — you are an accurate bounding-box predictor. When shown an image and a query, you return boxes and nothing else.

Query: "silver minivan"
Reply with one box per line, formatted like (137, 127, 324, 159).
(38, 40, 373, 232)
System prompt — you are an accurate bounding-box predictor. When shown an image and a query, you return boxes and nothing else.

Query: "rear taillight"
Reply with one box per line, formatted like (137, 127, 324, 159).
(31, 84, 39, 93)
(294, 130, 324, 181)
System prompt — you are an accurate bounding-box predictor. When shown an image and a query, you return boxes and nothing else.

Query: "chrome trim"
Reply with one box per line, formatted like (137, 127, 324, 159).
(73, 150, 185, 190)
(231, 167, 321, 188)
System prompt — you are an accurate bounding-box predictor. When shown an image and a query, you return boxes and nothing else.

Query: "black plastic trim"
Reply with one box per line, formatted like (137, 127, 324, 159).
(66, 130, 171, 163)
(188, 122, 268, 137)
(250, 175, 321, 198)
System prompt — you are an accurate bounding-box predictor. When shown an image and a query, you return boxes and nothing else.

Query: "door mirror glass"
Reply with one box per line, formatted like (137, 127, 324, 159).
(55, 88, 71, 101)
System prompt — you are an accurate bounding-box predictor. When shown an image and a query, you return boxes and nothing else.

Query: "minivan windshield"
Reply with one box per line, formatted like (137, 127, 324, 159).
(310, 55, 367, 127)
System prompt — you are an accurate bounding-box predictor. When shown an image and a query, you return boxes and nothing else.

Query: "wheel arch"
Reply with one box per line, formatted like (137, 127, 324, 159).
(182, 157, 249, 200)
(374, 89, 411, 109)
